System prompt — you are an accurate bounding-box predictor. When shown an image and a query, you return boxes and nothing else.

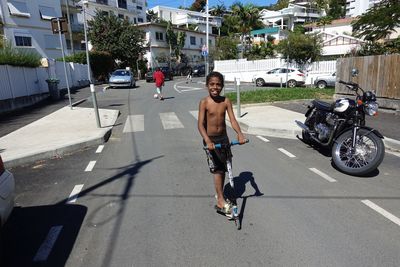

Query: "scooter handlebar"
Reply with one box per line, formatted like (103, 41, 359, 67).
(207, 139, 249, 149)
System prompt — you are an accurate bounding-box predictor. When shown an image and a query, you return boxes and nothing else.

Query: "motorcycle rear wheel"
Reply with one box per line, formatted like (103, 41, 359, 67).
(332, 129, 385, 176)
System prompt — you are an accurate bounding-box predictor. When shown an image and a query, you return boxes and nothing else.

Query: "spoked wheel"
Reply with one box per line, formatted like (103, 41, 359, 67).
(287, 79, 297, 88)
(255, 78, 265, 87)
(332, 129, 385, 175)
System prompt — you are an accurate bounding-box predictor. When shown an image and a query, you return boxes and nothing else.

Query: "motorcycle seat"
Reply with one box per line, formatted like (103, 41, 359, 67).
(312, 100, 333, 111)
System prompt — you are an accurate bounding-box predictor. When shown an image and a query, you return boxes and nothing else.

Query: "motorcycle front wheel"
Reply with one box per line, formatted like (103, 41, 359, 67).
(332, 129, 385, 176)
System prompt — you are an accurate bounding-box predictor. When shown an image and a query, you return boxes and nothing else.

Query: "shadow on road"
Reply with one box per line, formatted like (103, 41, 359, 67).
(1, 204, 87, 267)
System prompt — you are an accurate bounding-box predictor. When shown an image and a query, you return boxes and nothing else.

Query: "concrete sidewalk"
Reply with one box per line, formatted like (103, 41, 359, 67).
(1, 106, 119, 168)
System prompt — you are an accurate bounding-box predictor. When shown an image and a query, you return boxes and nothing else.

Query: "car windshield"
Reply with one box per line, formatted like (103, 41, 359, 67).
(112, 70, 130, 76)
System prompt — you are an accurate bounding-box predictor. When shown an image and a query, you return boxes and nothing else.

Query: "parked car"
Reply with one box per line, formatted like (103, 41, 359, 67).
(192, 64, 206, 77)
(314, 72, 336, 89)
(109, 69, 136, 88)
(145, 67, 174, 82)
(0, 155, 15, 230)
(252, 67, 306, 88)
(172, 63, 191, 76)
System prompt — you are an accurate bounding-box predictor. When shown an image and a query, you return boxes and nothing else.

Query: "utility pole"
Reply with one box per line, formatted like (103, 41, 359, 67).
(82, 0, 101, 128)
(205, 0, 209, 77)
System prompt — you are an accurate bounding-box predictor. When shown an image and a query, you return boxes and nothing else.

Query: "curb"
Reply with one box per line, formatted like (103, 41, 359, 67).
(4, 128, 112, 169)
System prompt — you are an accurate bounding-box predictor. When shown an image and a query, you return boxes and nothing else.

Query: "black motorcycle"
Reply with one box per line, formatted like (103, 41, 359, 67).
(295, 72, 385, 176)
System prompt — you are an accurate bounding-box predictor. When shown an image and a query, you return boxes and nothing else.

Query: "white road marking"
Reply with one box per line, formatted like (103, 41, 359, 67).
(33, 226, 63, 262)
(96, 145, 104, 153)
(278, 148, 296, 158)
(85, 161, 96, 172)
(173, 82, 183, 93)
(256, 135, 270, 142)
(159, 112, 184, 129)
(362, 200, 400, 227)
(309, 168, 337, 182)
(180, 87, 204, 92)
(123, 115, 144, 132)
(67, 184, 84, 203)
(190, 110, 198, 119)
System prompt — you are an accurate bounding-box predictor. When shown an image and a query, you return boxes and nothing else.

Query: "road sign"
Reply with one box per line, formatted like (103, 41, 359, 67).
(201, 50, 208, 57)
(51, 17, 68, 34)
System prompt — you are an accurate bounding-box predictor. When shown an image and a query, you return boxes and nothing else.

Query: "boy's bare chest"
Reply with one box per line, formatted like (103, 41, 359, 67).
(206, 103, 226, 117)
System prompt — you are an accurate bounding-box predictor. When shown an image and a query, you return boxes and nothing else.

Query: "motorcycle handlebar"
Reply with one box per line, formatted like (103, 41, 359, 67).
(339, 80, 358, 87)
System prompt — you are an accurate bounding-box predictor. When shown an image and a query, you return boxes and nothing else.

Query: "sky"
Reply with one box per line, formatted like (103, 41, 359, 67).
(147, 0, 277, 9)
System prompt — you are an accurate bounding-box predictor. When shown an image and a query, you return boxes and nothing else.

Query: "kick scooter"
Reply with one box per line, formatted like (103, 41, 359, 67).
(204, 139, 249, 230)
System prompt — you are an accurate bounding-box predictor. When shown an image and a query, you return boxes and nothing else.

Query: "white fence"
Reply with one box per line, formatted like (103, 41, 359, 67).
(0, 61, 89, 101)
(213, 58, 337, 84)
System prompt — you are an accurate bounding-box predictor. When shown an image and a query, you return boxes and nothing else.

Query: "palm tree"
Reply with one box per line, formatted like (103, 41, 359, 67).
(230, 2, 263, 57)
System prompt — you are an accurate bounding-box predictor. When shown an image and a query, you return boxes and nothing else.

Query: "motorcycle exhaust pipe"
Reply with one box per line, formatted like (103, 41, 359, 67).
(295, 120, 310, 131)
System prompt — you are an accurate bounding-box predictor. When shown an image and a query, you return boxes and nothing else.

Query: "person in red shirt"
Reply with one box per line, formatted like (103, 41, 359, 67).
(153, 67, 165, 100)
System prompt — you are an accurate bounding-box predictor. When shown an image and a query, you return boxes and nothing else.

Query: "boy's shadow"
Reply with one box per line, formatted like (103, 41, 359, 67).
(223, 171, 263, 229)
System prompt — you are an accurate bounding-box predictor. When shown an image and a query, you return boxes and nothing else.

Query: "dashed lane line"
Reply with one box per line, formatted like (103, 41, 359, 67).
(67, 184, 84, 203)
(256, 135, 270, 142)
(33, 226, 63, 262)
(84, 161, 96, 172)
(278, 148, 296, 158)
(362, 200, 400, 227)
(309, 168, 337, 182)
(96, 145, 104, 153)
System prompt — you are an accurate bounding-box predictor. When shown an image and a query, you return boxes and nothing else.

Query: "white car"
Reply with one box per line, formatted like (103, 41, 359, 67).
(252, 67, 306, 88)
(0, 155, 15, 229)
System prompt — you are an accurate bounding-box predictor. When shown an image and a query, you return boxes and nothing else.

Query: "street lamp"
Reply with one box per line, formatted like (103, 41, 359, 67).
(82, 0, 101, 128)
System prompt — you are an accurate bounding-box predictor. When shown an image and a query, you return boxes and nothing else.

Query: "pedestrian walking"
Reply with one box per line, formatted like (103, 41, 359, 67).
(153, 67, 165, 100)
(186, 68, 193, 84)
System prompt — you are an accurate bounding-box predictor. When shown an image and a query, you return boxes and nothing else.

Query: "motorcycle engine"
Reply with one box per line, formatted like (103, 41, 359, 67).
(314, 113, 337, 141)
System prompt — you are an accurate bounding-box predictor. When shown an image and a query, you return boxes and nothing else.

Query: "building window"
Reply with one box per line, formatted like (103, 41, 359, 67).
(156, 32, 164, 41)
(200, 38, 203, 44)
(15, 35, 32, 47)
(101, 11, 109, 16)
(118, 14, 124, 19)
(134, 18, 137, 24)
(96, 0, 108, 4)
(137, 6, 143, 10)
(190, 36, 196, 45)
(118, 0, 127, 9)
(138, 18, 144, 23)
(39, 6, 57, 20)
(7, 1, 30, 18)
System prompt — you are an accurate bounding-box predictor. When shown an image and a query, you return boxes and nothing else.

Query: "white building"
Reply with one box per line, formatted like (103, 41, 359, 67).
(76, 0, 146, 25)
(0, 0, 68, 59)
(148, 6, 222, 34)
(137, 22, 216, 68)
(346, 0, 382, 17)
(260, 2, 325, 31)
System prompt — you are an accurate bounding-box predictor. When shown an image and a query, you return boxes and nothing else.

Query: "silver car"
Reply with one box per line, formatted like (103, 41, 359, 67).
(314, 72, 336, 89)
(0, 155, 15, 229)
(109, 69, 136, 88)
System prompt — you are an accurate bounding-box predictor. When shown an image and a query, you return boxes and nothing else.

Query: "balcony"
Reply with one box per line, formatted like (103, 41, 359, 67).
(70, 23, 84, 33)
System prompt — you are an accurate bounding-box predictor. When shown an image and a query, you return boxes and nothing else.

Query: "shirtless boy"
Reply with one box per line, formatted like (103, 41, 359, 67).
(198, 71, 246, 215)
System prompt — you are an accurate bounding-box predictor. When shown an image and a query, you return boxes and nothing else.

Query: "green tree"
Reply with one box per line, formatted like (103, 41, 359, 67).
(210, 4, 226, 17)
(166, 22, 187, 62)
(245, 41, 276, 60)
(87, 11, 146, 67)
(271, 0, 289, 11)
(277, 30, 323, 66)
(212, 36, 239, 60)
(327, 0, 346, 19)
(189, 0, 206, 11)
(316, 16, 333, 31)
(352, 0, 400, 42)
(146, 10, 158, 22)
(230, 2, 263, 57)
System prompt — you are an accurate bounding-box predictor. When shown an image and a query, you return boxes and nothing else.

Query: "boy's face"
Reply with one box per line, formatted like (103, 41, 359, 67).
(207, 76, 223, 98)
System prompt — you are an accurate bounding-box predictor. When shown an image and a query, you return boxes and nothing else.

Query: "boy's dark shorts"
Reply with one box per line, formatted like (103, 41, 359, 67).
(203, 135, 232, 174)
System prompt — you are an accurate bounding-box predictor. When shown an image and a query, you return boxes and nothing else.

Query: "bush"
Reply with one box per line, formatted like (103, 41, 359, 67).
(0, 41, 41, 68)
(61, 51, 114, 81)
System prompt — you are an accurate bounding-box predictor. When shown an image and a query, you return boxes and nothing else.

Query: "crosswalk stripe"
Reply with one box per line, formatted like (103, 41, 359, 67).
(189, 110, 198, 119)
(159, 112, 184, 129)
(123, 115, 144, 132)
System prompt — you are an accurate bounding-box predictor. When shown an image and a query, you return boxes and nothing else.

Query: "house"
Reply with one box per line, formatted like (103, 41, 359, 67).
(346, 0, 382, 17)
(260, 1, 325, 31)
(61, 0, 84, 53)
(136, 22, 216, 69)
(148, 6, 222, 34)
(0, 0, 68, 59)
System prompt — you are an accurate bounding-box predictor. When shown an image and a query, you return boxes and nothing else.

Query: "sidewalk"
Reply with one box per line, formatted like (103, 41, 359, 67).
(0, 101, 398, 168)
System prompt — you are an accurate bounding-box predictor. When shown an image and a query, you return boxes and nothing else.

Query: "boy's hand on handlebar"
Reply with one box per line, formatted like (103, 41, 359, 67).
(205, 141, 215, 150)
(237, 134, 247, 145)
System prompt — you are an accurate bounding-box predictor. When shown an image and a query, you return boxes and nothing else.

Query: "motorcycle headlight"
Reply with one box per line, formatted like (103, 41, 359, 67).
(364, 102, 379, 116)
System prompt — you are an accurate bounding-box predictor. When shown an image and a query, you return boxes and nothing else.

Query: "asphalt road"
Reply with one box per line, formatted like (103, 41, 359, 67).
(2, 77, 400, 266)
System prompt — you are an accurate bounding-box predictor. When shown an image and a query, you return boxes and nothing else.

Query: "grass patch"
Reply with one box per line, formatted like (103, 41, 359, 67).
(225, 87, 335, 104)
